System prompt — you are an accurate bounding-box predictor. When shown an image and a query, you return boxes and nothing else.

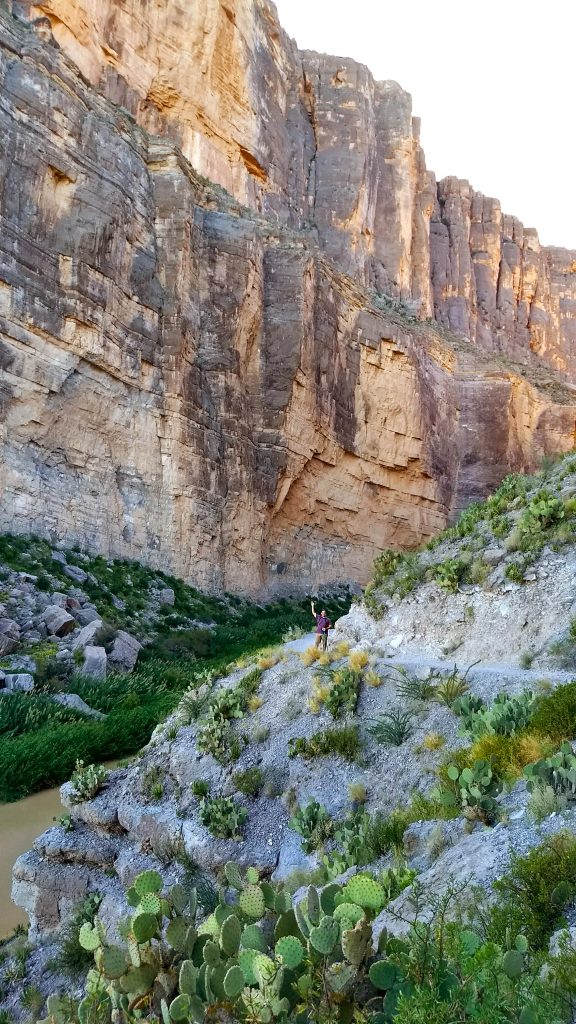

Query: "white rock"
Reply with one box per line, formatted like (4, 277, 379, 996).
(5, 673, 34, 692)
(42, 605, 75, 637)
(159, 588, 175, 606)
(71, 620, 103, 652)
(108, 631, 142, 671)
(83, 646, 107, 680)
(52, 693, 106, 719)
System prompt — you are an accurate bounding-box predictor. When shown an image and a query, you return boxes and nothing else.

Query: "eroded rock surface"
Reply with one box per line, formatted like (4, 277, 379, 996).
(1, 4, 576, 595)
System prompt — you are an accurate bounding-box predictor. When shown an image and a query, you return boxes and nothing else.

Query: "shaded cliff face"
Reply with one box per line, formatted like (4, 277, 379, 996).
(1, 7, 576, 595)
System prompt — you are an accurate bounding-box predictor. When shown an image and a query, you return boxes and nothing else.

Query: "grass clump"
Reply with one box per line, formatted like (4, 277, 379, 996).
(232, 767, 264, 797)
(288, 725, 361, 762)
(300, 645, 321, 666)
(421, 731, 446, 751)
(348, 650, 369, 671)
(368, 708, 415, 746)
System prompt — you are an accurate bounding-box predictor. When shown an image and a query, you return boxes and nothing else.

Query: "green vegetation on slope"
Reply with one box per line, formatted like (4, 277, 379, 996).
(364, 451, 576, 615)
(0, 534, 351, 801)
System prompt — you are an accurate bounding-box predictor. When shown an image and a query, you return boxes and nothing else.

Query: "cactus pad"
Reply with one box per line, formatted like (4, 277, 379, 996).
(245, 867, 259, 884)
(121, 964, 157, 996)
(239, 884, 265, 920)
(126, 886, 140, 908)
(79, 923, 101, 951)
(333, 902, 364, 931)
(238, 947, 260, 985)
(202, 940, 221, 967)
(306, 886, 320, 926)
(137, 892, 161, 915)
(101, 946, 127, 980)
(188, 995, 206, 1024)
(198, 913, 219, 937)
(220, 914, 241, 956)
(224, 964, 246, 999)
(274, 891, 292, 914)
(224, 860, 243, 890)
(309, 916, 339, 955)
(134, 870, 163, 896)
(274, 909, 299, 942)
(343, 874, 386, 912)
(325, 962, 356, 993)
(275, 935, 304, 969)
(166, 916, 188, 952)
(169, 883, 188, 913)
(369, 960, 397, 990)
(169, 994, 191, 1022)
(131, 912, 159, 944)
(341, 918, 371, 966)
(178, 959, 198, 997)
(502, 949, 524, 979)
(319, 883, 341, 916)
(241, 923, 268, 952)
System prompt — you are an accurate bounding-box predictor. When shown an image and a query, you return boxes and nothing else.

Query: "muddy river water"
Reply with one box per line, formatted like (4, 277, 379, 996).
(0, 783, 65, 936)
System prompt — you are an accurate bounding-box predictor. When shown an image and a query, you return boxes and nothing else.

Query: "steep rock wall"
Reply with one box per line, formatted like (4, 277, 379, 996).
(11, 0, 576, 374)
(1, 9, 576, 594)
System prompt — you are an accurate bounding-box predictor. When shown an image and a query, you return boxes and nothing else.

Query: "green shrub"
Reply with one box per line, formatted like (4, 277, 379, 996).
(486, 832, 576, 948)
(51, 895, 101, 976)
(368, 708, 415, 746)
(530, 680, 576, 742)
(288, 725, 361, 762)
(232, 767, 264, 797)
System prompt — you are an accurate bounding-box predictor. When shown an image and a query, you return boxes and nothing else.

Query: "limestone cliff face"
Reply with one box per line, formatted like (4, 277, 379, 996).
(15, 0, 576, 370)
(1, 6, 576, 594)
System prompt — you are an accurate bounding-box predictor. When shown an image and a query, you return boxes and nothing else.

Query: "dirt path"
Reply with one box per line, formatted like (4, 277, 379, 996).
(284, 632, 574, 694)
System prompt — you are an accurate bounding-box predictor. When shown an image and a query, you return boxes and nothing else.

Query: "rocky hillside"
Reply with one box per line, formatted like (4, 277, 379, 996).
(6, 454, 576, 1022)
(2, 2, 576, 595)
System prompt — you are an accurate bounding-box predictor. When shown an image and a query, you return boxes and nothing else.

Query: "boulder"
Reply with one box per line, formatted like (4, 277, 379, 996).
(52, 693, 106, 719)
(42, 605, 76, 637)
(83, 646, 107, 680)
(51, 550, 67, 566)
(0, 633, 19, 656)
(0, 617, 21, 640)
(159, 588, 175, 606)
(108, 631, 142, 671)
(63, 564, 88, 584)
(70, 619, 103, 652)
(76, 606, 101, 626)
(4, 673, 35, 692)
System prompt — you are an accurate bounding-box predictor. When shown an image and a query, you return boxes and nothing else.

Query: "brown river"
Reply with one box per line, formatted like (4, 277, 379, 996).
(0, 783, 65, 936)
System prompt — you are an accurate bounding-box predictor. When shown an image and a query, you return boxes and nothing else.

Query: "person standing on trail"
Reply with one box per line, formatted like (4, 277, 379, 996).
(311, 600, 332, 649)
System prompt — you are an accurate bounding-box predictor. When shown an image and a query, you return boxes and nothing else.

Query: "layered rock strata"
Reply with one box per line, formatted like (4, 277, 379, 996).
(1, 7, 576, 594)
(12, 0, 576, 372)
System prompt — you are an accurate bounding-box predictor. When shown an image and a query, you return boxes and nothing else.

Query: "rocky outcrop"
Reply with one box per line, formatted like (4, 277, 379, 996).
(1, 6, 576, 594)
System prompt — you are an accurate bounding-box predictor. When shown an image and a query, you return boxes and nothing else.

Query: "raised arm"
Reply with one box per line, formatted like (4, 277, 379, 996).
(311, 600, 316, 619)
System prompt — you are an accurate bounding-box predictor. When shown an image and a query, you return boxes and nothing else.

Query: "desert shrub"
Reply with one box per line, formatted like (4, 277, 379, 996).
(51, 895, 102, 976)
(392, 666, 436, 702)
(420, 732, 445, 751)
(530, 680, 576, 742)
(368, 708, 415, 746)
(486, 833, 576, 949)
(232, 767, 264, 797)
(528, 784, 567, 823)
(288, 725, 361, 761)
(348, 650, 369, 671)
(300, 645, 321, 666)
(548, 617, 576, 668)
(92, 623, 118, 654)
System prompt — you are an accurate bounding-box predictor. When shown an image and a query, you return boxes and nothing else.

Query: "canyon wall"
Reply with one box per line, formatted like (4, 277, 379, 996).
(16, 0, 576, 376)
(1, 5, 576, 594)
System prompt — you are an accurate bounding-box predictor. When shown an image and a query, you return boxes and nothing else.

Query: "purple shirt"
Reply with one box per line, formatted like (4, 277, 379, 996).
(315, 614, 331, 634)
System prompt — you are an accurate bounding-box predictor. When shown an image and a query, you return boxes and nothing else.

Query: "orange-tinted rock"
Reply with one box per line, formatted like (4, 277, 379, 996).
(1, 5, 576, 595)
